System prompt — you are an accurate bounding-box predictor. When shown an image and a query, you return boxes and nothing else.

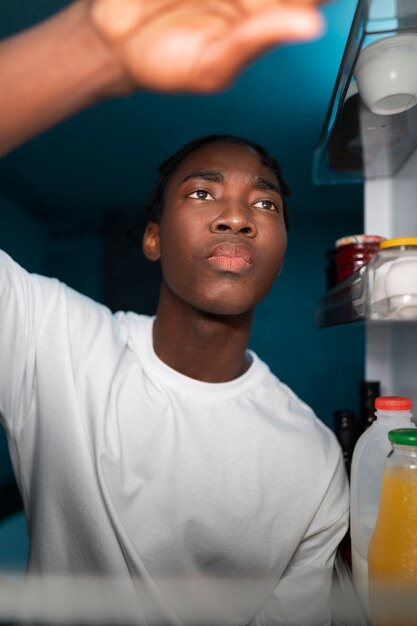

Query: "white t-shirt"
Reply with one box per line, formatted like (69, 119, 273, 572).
(0, 250, 349, 625)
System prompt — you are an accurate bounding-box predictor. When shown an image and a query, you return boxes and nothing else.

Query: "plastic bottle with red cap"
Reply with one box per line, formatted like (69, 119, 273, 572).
(349, 396, 416, 614)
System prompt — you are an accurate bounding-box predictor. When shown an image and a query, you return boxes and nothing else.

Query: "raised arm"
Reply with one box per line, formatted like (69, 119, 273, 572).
(0, 0, 324, 156)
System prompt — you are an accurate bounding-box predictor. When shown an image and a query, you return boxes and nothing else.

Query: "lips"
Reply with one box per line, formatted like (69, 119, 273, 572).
(206, 242, 254, 273)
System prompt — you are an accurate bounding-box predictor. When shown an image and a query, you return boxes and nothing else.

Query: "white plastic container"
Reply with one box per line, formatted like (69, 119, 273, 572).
(350, 396, 415, 613)
(367, 237, 417, 320)
(354, 33, 417, 115)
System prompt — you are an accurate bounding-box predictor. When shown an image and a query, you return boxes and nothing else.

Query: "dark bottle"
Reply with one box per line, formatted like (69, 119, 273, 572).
(359, 380, 381, 432)
(334, 409, 358, 571)
(334, 409, 358, 478)
(325, 248, 338, 290)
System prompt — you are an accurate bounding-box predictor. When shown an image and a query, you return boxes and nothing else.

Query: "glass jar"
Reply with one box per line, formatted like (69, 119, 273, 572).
(335, 234, 385, 284)
(367, 237, 417, 319)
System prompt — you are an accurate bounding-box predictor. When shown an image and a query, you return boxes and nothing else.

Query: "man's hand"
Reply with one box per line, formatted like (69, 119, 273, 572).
(0, 0, 326, 156)
(90, 0, 325, 92)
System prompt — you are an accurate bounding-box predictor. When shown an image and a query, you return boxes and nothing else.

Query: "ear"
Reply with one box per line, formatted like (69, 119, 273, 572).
(143, 222, 161, 261)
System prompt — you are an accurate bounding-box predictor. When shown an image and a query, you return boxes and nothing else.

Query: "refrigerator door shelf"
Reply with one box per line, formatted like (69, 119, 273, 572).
(317, 265, 367, 327)
(317, 259, 417, 327)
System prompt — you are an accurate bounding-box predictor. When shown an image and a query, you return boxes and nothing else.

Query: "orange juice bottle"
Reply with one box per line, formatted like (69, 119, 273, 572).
(368, 428, 417, 626)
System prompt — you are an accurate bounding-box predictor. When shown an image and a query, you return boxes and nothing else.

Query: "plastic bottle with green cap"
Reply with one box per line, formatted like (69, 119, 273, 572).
(368, 428, 417, 626)
(350, 396, 416, 613)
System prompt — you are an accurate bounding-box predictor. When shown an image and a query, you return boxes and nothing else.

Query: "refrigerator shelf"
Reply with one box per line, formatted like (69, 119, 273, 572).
(313, 0, 417, 185)
(317, 266, 367, 327)
(317, 263, 417, 328)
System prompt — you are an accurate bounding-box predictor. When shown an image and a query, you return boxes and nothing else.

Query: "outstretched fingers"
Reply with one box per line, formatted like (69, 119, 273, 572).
(186, 5, 325, 91)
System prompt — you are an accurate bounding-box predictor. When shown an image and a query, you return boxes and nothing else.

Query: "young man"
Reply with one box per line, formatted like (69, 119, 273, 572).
(0, 134, 348, 625)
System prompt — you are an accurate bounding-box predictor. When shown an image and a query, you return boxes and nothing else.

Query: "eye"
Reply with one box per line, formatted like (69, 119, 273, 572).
(188, 189, 215, 201)
(253, 199, 278, 211)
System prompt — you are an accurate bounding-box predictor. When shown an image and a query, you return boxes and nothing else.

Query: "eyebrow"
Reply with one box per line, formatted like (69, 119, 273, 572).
(255, 177, 281, 195)
(182, 170, 224, 183)
(182, 170, 281, 195)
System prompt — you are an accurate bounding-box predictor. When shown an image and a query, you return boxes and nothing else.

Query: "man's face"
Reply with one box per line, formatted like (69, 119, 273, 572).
(143, 141, 288, 316)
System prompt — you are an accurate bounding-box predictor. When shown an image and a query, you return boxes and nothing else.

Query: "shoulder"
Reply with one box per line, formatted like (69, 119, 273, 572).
(249, 352, 343, 464)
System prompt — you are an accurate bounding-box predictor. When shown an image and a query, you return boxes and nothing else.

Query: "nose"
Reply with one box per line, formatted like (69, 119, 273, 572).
(209, 203, 257, 237)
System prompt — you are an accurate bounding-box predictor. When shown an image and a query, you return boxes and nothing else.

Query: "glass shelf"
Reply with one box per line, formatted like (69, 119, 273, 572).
(317, 266, 367, 327)
(317, 262, 417, 328)
(313, 0, 417, 185)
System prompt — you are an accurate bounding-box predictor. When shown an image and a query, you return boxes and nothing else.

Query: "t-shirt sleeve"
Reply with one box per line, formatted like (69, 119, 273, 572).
(0, 250, 41, 433)
(249, 449, 349, 626)
(0, 250, 119, 437)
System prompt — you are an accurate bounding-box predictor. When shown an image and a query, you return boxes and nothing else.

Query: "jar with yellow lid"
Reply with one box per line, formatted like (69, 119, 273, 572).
(367, 237, 417, 319)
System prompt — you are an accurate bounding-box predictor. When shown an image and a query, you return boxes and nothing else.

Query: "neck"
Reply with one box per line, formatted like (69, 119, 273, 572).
(153, 285, 253, 383)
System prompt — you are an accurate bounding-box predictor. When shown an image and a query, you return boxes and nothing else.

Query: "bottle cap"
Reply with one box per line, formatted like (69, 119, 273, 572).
(375, 396, 412, 411)
(375, 396, 412, 410)
(334, 410, 357, 429)
(380, 237, 417, 249)
(388, 428, 417, 446)
(335, 234, 385, 248)
(359, 380, 380, 392)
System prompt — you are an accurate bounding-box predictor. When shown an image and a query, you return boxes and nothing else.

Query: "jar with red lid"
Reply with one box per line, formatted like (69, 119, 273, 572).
(335, 234, 386, 284)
